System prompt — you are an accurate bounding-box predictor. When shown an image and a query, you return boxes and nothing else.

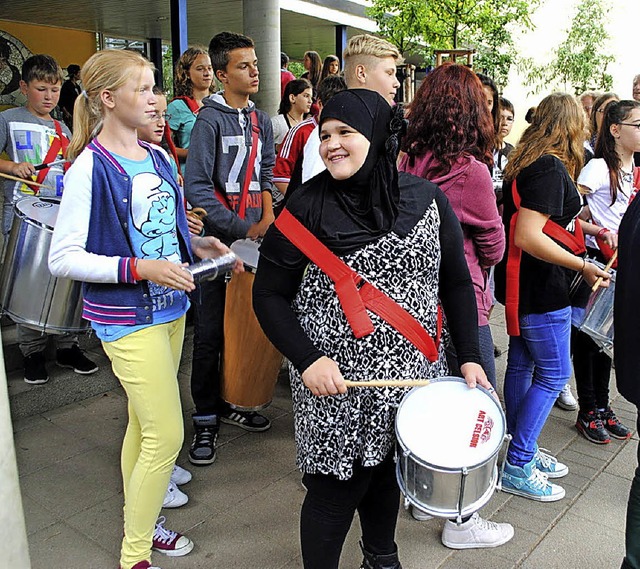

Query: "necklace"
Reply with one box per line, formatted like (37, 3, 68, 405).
(621, 166, 634, 185)
(287, 113, 300, 126)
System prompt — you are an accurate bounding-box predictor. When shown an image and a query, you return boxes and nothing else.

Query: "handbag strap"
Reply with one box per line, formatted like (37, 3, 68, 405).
(275, 208, 442, 362)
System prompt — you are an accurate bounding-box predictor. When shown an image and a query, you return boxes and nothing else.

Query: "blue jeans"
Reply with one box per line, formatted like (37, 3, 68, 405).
(504, 307, 572, 466)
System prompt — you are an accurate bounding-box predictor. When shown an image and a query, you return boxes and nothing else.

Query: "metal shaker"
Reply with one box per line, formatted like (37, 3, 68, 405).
(185, 252, 237, 283)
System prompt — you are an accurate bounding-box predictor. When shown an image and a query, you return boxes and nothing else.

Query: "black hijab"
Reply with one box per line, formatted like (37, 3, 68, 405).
(261, 89, 429, 269)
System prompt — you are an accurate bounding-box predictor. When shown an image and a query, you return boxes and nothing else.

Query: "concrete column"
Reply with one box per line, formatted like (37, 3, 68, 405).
(243, 0, 280, 115)
(0, 335, 31, 568)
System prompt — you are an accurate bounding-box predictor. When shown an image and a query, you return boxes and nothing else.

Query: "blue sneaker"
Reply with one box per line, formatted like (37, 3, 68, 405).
(502, 457, 565, 502)
(534, 447, 569, 479)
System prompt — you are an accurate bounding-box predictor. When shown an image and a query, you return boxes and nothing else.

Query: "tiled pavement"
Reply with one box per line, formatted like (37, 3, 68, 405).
(6, 305, 636, 568)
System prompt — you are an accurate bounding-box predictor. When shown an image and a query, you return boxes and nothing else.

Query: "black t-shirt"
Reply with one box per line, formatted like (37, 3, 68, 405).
(495, 155, 582, 315)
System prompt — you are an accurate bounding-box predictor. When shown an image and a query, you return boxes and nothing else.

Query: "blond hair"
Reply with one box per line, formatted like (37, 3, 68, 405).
(505, 92, 586, 182)
(343, 34, 402, 85)
(68, 50, 155, 160)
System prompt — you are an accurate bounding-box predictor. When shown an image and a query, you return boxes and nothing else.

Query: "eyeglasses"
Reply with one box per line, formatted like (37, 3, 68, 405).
(150, 112, 171, 121)
(617, 122, 640, 130)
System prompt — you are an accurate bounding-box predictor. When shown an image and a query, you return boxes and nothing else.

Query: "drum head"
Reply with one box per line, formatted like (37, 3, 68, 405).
(15, 196, 60, 230)
(396, 377, 505, 469)
(231, 239, 260, 271)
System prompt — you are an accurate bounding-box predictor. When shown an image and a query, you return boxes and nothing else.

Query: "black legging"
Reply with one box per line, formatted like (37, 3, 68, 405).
(300, 451, 400, 569)
(571, 326, 611, 411)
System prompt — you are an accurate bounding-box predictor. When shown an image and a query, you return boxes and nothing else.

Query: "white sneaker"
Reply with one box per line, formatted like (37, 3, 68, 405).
(171, 464, 192, 486)
(163, 480, 188, 508)
(556, 384, 578, 410)
(410, 505, 433, 521)
(441, 512, 514, 549)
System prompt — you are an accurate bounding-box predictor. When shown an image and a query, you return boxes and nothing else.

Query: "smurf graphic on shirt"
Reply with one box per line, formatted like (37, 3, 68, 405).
(130, 171, 181, 309)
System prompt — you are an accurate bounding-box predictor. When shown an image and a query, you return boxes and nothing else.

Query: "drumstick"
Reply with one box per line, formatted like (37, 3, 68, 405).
(591, 250, 618, 292)
(344, 379, 431, 388)
(187, 207, 208, 220)
(0, 172, 54, 191)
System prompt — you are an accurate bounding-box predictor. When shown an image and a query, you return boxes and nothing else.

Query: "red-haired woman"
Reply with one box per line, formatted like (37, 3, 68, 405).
(401, 63, 504, 389)
(399, 63, 511, 549)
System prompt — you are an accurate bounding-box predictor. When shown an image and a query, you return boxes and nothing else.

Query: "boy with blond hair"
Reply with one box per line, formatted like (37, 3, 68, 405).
(343, 34, 402, 105)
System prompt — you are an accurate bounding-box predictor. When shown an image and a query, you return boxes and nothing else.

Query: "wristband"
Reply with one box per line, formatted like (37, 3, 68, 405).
(580, 257, 586, 274)
(597, 227, 610, 239)
(129, 257, 141, 281)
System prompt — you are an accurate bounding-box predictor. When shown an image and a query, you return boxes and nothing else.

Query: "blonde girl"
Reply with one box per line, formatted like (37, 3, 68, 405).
(495, 93, 610, 502)
(49, 49, 238, 569)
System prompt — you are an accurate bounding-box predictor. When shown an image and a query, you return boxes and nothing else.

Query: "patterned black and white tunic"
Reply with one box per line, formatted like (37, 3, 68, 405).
(289, 201, 449, 480)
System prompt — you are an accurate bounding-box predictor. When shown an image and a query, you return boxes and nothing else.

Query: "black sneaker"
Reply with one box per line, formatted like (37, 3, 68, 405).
(600, 408, 632, 440)
(576, 410, 611, 444)
(189, 415, 219, 466)
(56, 345, 99, 374)
(24, 352, 49, 384)
(221, 409, 271, 432)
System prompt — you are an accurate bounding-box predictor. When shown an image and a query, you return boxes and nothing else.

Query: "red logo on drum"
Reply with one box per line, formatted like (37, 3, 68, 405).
(469, 410, 494, 448)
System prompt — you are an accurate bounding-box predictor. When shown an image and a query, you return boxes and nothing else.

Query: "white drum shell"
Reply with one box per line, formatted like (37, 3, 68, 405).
(230, 239, 260, 273)
(0, 197, 88, 333)
(395, 377, 506, 518)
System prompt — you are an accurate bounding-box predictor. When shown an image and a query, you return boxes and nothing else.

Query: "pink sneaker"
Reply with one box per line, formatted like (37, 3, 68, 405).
(151, 516, 194, 557)
(118, 561, 161, 569)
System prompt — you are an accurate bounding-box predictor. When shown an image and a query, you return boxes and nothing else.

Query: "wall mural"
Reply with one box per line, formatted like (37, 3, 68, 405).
(0, 29, 32, 107)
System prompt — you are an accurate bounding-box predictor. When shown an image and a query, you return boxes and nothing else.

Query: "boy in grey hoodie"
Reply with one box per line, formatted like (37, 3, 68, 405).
(185, 32, 275, 466)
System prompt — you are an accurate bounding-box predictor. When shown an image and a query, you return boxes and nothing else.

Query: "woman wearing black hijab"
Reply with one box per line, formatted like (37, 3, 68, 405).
(253, 89, 490, 569)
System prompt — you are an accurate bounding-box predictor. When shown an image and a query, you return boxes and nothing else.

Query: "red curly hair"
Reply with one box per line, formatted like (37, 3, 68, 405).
(402, 63, 494, 172)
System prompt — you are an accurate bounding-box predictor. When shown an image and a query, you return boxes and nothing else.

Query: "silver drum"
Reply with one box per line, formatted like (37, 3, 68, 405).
(0, 196, 88, 332)
(579, 270, 615, 358)
(396, 377, 507, 520)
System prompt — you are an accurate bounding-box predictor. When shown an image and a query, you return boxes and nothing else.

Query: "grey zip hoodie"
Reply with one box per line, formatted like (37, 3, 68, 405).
(184, 92, 275, 242)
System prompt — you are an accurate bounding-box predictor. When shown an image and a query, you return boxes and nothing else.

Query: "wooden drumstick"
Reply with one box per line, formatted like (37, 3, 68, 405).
(0, 172, 54, 191)
(187, 207, 208, 220)
(344, 379, 431, 388)
(591, 250, 617, 292)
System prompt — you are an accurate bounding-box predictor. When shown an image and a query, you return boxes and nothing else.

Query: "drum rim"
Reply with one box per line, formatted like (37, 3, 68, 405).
(14, 196, 60, 231)
(395, 376, 506, 470)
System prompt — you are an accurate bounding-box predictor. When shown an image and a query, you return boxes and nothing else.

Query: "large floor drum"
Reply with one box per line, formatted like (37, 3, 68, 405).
(396, 377, 507, 519)
(221, 239, 282, 411)
(0, 197, 88, 332)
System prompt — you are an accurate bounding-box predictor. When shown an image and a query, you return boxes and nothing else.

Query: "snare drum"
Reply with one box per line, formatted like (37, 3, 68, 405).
(579, 270, 615, 358)
(396, 377, 507, 519)
(221, 239, 282, 411)
(0, 197, 88, 332)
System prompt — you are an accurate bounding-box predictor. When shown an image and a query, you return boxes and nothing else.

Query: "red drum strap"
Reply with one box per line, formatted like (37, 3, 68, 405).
(275, 208, 442, 362)
(505, 179, 586, 336)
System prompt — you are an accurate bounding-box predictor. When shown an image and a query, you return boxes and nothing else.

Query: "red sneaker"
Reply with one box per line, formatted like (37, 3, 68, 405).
(151, 516, 194, 557)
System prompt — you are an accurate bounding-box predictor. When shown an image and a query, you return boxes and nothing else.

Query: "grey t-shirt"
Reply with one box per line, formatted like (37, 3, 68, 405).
(0, 106, 71, 233)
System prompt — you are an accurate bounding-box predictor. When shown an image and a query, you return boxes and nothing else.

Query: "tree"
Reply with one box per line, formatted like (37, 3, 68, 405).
(523, 0, 614, 94)
(367, 0, 538, 89)
(367, 0, 430, 56)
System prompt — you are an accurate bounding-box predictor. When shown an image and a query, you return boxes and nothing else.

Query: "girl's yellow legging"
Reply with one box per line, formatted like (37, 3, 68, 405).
(101, 316, 186, 569)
